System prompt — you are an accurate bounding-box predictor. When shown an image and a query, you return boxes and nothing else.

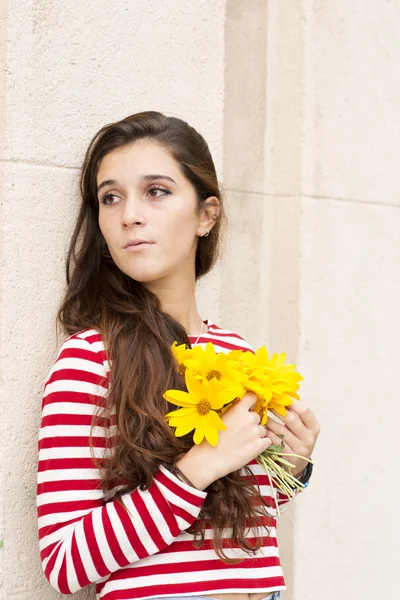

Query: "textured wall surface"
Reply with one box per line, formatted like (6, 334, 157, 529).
(223, 1, 399, 599)
(1, 1, 399, 599)
(294, 2, 400, 598)
(0, 1, 225, 599)
(262, 1, 400, 599)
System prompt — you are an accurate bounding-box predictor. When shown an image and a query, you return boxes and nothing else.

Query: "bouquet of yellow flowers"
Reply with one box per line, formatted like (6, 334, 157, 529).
(163, 341, 312, 512)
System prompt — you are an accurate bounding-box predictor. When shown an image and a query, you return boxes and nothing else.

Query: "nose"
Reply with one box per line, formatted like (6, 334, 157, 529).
(121, 195, 146, 227)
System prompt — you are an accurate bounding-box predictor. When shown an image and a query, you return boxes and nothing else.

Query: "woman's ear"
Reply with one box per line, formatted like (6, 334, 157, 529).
(197, 196, 220, 237)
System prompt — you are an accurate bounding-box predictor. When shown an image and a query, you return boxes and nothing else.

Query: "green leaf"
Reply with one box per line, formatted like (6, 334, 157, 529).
(267, 444, 284, 453)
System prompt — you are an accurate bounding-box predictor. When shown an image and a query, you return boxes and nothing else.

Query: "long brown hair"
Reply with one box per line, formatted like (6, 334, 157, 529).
(57, 111, 270, 561)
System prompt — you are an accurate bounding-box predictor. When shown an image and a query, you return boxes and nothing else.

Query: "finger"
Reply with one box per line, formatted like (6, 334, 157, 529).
(266, 417, 297, 448)
(268, 410, 285, 424)
(251, 411, 261, 425)
(257, 424, 267, 438)
(239, 391, 258, 411)
(261, 436, 273, 452)
(265, 428, 292, 453)
(270, 408, 305, 438)
(287, 402, 321, 433)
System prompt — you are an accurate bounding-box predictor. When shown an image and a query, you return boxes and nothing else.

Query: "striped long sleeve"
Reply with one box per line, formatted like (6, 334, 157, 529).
(37, 332, 207, 594)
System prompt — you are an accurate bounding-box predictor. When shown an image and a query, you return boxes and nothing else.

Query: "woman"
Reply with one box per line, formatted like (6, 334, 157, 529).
(37, 111, 320, 600)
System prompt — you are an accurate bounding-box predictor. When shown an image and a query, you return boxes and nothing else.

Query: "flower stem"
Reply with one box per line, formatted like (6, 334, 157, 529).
(256, 448, 313, 512)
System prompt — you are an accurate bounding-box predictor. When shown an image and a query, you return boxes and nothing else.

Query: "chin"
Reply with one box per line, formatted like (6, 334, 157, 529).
(129, 273, 159, 283)
(122, 266, 167, 284)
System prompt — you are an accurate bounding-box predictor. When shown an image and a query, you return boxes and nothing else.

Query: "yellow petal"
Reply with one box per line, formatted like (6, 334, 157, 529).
(183, 358, 200, 370)
(245, 381, 265, 397)
(171, 342, 188, 364)
(204, 341, 217, 360)
(206, 409, 227, 431)
(163, 390, 197, 407)
(166, 406, 198, 421)
(201, 411, 226, 447)
(255, 346, 270, 363)
(206, 379, 236, 409)
(193, 422, 205, 445)
(191, 345, 206, 359)
(271, 403, 287, 417)
(185, 369, 205, 398)
(174, 420, 197, 437)
(221, 375, 247, 397)
(203, 423, 219, 447)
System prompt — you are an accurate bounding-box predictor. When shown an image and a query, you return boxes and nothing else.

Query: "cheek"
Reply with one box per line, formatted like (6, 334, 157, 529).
(98, 212, 106, 235)
(166, 220, 198, 254)
(166, 210, 198, 237)
(99, 214, 115, 245)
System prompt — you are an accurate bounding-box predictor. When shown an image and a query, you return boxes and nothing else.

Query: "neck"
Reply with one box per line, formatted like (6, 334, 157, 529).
(143, 268, 203, 335)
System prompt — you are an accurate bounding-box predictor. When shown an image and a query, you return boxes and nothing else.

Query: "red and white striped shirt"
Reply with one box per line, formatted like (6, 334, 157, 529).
(37, 319, 295, 599)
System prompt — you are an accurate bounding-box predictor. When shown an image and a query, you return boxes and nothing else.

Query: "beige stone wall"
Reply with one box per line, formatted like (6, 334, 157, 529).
(1, 1, 398, 599)
(0, 2, 225, 599)
(223, 1, 399, 598)
(295, 2, 400, 597)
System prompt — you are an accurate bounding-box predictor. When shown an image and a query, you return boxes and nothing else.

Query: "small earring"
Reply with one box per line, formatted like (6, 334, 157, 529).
(203, 231, 210, 237)
(212, 214, 219, 221)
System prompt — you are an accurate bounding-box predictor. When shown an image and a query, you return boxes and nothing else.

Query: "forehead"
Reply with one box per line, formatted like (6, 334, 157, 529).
(96, 140, 181, 183)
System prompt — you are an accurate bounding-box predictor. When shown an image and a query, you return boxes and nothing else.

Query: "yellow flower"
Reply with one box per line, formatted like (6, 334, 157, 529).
(167, 341, 303, 442)
(252, 347, 303, 423)
(183, 342, 246, 399)
(164, 370, 234, 446)
(171, 342, 193, 377)
(223, 348, 272, 416)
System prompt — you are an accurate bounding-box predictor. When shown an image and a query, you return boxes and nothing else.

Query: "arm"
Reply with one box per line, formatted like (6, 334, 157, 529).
(37, 334, 207, 594)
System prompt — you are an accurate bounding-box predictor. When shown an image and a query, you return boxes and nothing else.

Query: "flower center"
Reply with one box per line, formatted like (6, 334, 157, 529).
(206, 369, 221, 381)
(179, 363, 187, 376)
(197, 399, 211, 415)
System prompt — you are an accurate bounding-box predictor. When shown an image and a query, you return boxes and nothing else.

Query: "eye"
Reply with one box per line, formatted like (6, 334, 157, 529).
(100, 193, 118, 206)
(148, 186, 171, 198)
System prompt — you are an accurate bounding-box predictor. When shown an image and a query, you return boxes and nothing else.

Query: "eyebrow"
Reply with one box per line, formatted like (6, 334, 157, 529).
(97, 174, 177, 194)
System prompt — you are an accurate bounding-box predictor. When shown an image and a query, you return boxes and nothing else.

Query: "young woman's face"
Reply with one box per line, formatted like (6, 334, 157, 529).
(97, 140, 211, 286)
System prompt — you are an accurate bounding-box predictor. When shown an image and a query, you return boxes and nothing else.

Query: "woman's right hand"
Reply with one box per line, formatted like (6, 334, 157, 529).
(175, 391, 272, 490)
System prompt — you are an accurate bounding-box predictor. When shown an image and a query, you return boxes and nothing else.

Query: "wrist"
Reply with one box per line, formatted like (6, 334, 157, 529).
(295, 459, 313, 485)
(291, 458, 310, 479)
(175, 446, 221, 491)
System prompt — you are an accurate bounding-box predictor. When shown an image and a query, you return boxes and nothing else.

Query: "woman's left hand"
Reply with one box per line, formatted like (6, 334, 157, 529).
(264, 402, 321, 478)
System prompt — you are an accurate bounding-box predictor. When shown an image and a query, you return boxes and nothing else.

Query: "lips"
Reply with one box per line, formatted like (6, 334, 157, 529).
(123, 240, 153, 249)
(123, 240, 155, 253)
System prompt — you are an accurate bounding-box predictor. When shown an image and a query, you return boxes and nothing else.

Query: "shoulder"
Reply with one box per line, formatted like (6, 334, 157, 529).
(205, 319, 255, 353)
(41, 328, 110, 414)
(47, 327, 109, 383)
